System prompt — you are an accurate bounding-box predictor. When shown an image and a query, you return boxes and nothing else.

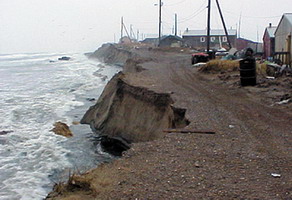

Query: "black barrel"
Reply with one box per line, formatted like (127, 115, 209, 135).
(239, 58, 256, 86)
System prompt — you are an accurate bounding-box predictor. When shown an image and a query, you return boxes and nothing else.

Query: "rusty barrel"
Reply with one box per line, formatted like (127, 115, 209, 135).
(239, 58, 257, 86)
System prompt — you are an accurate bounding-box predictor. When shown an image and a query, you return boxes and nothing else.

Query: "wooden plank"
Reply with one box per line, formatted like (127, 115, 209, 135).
(163, 129, 215, 134)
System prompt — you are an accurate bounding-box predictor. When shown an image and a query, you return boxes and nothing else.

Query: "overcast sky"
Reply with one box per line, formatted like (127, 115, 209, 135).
(0, 0, 291, 54)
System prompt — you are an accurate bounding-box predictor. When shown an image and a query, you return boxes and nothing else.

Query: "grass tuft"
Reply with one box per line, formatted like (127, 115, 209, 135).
(199, 60, 239, 73)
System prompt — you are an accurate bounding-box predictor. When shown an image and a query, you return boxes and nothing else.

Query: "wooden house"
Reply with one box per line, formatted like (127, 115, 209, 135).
(274, 13, 292, 66)
(182, 29, 237, 50)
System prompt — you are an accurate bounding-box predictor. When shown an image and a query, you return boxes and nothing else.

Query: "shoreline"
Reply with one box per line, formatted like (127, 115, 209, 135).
(47, 57, 121, 187)
(47, 43, 292, 200)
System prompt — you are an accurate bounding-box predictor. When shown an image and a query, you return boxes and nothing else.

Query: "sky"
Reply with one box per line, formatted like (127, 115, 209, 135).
(0, 0, 291, 54)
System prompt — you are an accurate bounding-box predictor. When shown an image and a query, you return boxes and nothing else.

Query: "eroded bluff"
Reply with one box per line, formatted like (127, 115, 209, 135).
(81, 72, 189, 143)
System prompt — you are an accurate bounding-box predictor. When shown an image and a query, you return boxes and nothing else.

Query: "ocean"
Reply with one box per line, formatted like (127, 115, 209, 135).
(0, 52, 120, 200)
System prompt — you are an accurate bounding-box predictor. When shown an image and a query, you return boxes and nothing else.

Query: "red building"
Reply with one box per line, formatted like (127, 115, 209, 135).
(263, 23, 277, 58)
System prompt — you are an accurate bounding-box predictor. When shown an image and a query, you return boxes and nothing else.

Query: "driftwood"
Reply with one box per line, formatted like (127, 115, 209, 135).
(164, 129, 215, 134)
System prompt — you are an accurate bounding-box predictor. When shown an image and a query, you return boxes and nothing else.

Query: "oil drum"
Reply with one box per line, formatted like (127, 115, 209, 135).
(239, 58, 256, 86)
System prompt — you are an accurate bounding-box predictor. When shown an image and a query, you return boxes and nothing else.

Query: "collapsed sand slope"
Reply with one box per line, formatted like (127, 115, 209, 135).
(81, 71, 188, 143)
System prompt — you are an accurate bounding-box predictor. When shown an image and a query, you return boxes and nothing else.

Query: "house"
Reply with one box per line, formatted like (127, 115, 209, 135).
(236, 38, 263, 55)
(274, 13, 292, 65)
(159, 35, 183, 47)
(182, 29, 237, 50)
(263, 23, 277, 59)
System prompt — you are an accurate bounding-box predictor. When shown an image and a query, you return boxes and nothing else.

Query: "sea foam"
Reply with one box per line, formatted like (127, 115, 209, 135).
(0, 52, 120, 199)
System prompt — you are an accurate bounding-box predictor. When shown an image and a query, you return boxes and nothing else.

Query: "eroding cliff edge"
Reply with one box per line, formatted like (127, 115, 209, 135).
(82, 44, 189, 146)
(81, 72, 189, 143)
(88, 43, 137, 66)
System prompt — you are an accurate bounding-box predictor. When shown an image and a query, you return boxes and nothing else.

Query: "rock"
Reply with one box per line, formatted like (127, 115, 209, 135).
(51, 122, 73, 137)
(58, 56, 71, 61)
(0, 130, 13, 135)
(72, 121, 80, 125)
(86, 98, 96, 102)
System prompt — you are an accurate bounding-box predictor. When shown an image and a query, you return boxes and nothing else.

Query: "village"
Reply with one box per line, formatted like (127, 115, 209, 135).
(47, 12, 292, 200)
(46, 1, 292, 199)
(120, 13, 292, 72)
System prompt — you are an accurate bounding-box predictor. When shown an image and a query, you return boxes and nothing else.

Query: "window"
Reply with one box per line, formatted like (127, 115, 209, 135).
(211, 37, 216, 42)
(200, 37, 205, 42)
(222, 36, 227, 42)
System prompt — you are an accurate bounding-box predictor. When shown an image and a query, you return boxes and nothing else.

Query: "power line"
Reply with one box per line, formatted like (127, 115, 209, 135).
(224, 10, 281, 19)
(178, 6, 206, 23)
(165, 0, 188, 6)
(177, 0, 207, 22)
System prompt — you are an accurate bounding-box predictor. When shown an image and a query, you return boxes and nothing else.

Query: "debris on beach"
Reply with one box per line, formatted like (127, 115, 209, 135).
(271, 173, 281, 178)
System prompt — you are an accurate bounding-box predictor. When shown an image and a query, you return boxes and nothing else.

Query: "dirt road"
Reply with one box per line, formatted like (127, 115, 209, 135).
(48, 47, 292, 200)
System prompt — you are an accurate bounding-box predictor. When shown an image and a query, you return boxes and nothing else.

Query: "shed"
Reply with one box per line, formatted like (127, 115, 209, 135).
(274, 13, 292, 66)
(263, 23, 277, 59)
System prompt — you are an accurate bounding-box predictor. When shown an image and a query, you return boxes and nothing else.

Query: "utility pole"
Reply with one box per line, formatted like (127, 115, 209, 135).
(130, 25, 136, 40)
(122, 23, 131, 41)
(238, 12, 242, 38)
(158, 0, 162, 46)
(175, 13, 178, 36)
(130, 24, 133, 39)
(207, 0, 211, 53)
(215, 0, 232, 49)
(137, 30, 139, 41)
(121, 17, 124, 40)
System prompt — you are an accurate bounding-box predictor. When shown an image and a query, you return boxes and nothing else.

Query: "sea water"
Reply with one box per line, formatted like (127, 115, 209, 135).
(0, 52, 120, 200)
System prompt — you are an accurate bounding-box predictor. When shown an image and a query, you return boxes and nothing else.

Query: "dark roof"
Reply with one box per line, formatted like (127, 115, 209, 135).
(160, 35, 183, 41)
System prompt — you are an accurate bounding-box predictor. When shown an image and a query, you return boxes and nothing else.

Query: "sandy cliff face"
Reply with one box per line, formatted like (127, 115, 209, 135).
(81, 72, 188, 143)
(82, 44, 189, 143)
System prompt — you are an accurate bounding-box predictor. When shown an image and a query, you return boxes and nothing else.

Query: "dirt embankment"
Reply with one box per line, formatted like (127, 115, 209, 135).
(82, 44, 189, 144)
(81, 72, 188, 143)
(88, 43, 137, 66)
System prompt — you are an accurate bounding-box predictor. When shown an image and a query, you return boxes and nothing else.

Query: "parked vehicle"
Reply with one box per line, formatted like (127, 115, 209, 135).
(191, 53, 209, 64)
